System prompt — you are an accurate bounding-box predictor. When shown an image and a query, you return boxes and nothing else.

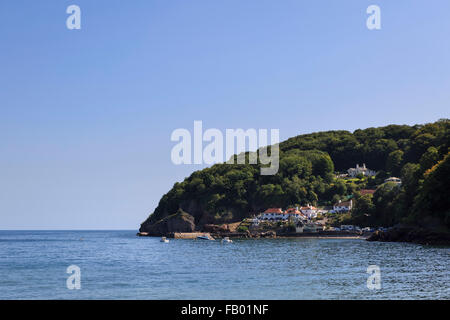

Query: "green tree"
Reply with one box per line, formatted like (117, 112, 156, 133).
(413, 152, 450, 228)
(419, 146, 440, 173)
(386, 150, 404, 176)
(351, 194, 375, 225)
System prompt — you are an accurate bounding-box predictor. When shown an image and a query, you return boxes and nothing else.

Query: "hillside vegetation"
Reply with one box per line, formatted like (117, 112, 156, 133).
(140, 119, 450, 233)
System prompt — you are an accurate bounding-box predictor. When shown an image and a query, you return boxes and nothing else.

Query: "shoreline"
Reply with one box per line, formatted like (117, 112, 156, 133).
(277, 235, 366, 239)
(138, 228, 450, 245)
(137, 231, 368, 240)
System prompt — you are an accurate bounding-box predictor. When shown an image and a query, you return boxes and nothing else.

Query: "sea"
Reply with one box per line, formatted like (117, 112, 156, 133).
(0, 230, 448, 299)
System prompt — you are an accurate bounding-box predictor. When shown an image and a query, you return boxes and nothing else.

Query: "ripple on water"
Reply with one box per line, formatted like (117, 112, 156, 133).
(0, 231, 448, 299)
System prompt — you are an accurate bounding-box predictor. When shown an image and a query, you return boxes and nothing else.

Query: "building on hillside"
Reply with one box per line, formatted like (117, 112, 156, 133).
(384, 177, 402, 185)
(316, 209, 328, 215)
(332, 199, 353, 213)
(258, 208, 286, 221)
(300, 205, 318, 218)
(257, 207, 306, 222)
(347, 163, 376, 177)
(285, 207, 306, 221)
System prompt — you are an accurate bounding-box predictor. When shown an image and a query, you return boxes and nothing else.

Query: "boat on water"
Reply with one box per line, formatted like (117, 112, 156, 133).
(221, 237, 233, 243)
(160, 237, 169, 243)
(197, 235, 214, 240)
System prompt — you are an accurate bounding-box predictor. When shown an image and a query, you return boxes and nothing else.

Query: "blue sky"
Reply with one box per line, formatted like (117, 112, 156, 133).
(1, 0, 449, 229)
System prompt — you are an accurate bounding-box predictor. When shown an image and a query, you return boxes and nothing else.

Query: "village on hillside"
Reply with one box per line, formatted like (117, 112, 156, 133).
(138, 162, 406, 239)
(236, 163, 402, 236)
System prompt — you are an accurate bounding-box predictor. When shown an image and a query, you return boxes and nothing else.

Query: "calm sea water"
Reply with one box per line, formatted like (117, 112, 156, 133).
(0, 230, 448, 299)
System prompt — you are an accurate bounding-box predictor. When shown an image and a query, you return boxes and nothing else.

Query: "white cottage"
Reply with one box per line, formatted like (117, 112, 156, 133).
(347, 163, 376, 177)
(300, 205, 318, 218)
(333, 200, 353, 213)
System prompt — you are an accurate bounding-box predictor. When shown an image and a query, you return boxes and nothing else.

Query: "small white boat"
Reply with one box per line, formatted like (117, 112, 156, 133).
(197, 235, 214, 240)
(221, 237, 233, 243)
(160, 237, 169, 243)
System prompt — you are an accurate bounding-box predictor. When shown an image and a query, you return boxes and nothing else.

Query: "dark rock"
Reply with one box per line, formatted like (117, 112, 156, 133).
(202, 224, 229, 233)
(259, 231, 276, 238)
(140, 209, 195, 236)
(367, 227, 450, 245)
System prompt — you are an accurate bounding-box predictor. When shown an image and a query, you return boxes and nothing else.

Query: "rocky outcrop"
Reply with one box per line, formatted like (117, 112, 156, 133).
(247, 231, 277, 238)
(367, 227, 450, 245)
(202, 224, 230, 233)
(139, 209, 195, 236)
(140, 198, 245, 234)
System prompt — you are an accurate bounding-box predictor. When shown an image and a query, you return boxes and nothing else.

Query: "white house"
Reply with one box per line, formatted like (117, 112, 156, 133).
(333, 200, 353, 213)
(258, 207, 305, 222)
(347, 163, 376, 177)
(258, 208, 285, 221)
(384, 177, 402, 185)
(285, 207, 305, 221)
(300, 205, 318, 218)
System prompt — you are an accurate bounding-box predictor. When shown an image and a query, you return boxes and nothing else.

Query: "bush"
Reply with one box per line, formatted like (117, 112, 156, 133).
(237, 225, 248, 233)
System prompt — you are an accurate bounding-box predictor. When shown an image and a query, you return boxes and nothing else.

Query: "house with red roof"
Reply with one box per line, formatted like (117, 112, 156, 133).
(257, 207, 306, 221)
(259, 208, 286, 221)
(300, 205, 318, 218)
(286, 207, 307, 220)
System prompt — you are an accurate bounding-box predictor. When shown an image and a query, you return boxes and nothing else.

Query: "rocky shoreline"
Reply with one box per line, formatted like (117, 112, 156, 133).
(138, 209, 450, 245)
(137, 230, 367, 239)
(367, 227, 450, 246)
(138, 227, 450, 245)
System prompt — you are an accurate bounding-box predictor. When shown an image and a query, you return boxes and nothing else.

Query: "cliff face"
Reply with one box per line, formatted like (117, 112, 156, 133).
(139, 209, 195, 236)
(141, 198, 248, 235)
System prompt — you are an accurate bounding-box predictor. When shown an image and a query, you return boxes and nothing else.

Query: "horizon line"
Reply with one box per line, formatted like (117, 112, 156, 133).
(0, 229, 139, 231)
